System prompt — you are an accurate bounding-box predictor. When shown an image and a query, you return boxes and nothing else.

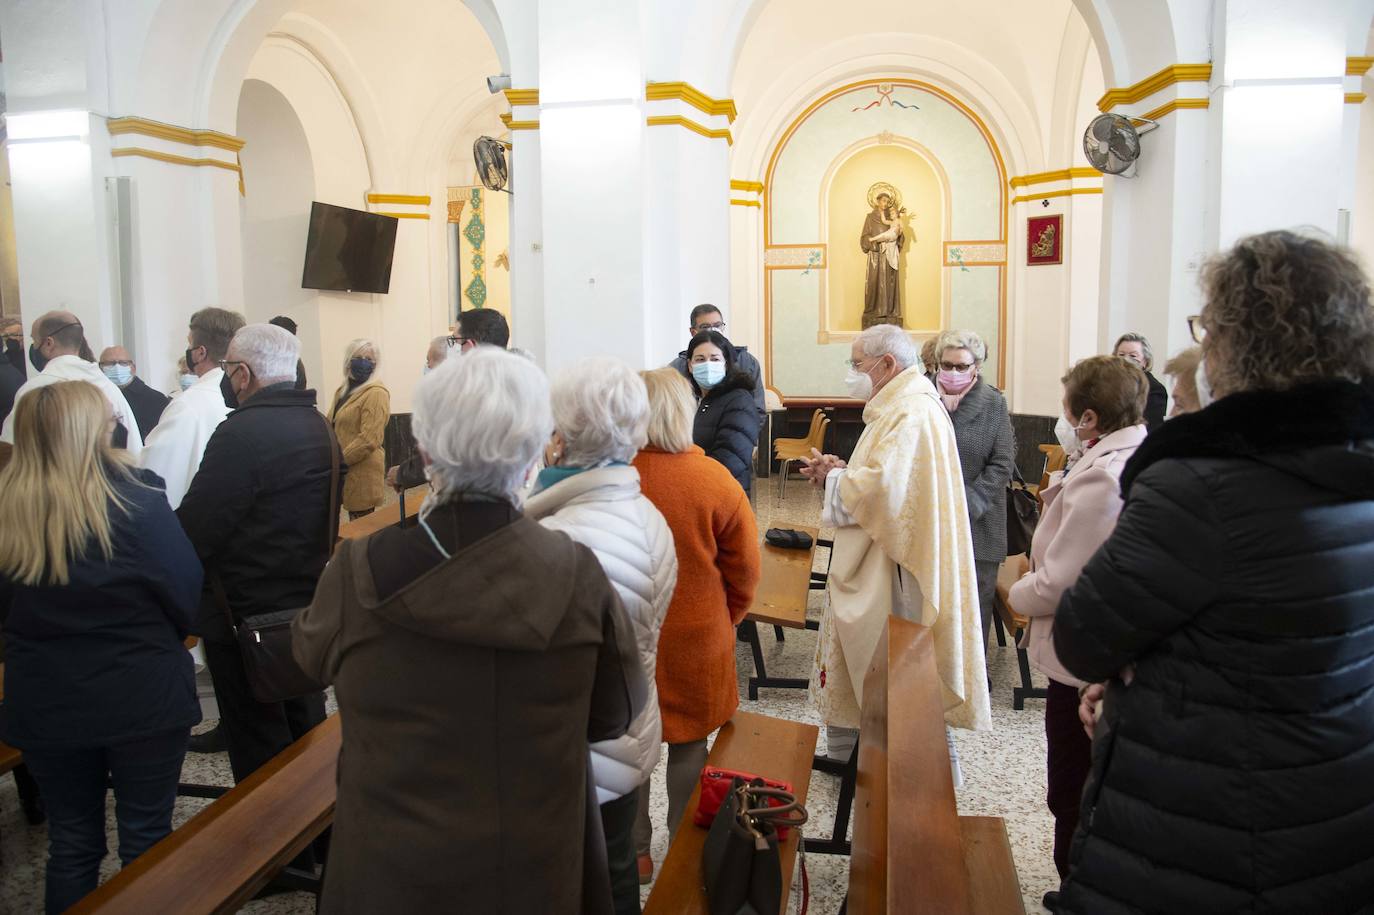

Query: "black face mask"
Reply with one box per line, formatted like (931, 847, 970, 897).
(185, 346, 200, 373)
(220, 369, 240, 410)
(29, 343, 49, 373)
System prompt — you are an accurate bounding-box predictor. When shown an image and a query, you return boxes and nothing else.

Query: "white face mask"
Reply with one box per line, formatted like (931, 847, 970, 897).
(1054, 415, 1083, 455)
(845, 366, 874, 401)
(1195, 359, 1214, 409)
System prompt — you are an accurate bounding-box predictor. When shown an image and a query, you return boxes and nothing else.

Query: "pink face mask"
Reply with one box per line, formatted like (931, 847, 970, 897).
(937, 369, 975, 394)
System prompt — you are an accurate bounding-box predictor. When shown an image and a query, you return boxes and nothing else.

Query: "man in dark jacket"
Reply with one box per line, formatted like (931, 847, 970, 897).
(98, 346, 170, 437)
(670, 305, 766, 433)
(177, 323, 342, 784)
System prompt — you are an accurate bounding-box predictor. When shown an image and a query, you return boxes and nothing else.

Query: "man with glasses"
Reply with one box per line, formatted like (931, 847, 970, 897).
(99, 345, 170, 438)
(450, 307, 510, 353)
(669, 304, 766, 431)
(0, 310, 143, 455)
(176, 323, 338, 792)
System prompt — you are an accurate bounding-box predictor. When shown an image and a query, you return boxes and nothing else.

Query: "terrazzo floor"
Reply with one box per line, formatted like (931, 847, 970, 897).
(0, 477, 1058, 914)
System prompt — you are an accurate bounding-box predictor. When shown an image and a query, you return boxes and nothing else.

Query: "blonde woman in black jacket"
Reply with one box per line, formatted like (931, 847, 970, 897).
(685, 331, 758, 495)
(1050, 230, 1374, 914)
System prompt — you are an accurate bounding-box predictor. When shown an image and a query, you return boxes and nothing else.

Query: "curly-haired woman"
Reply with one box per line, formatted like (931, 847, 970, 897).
(1050, 230, 1374, 913)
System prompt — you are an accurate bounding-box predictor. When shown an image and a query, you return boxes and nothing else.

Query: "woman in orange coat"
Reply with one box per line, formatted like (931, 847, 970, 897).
(632, 368, 760, 882)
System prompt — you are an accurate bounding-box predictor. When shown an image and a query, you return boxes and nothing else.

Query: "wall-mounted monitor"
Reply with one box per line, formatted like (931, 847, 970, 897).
(301, 202, 398, 294)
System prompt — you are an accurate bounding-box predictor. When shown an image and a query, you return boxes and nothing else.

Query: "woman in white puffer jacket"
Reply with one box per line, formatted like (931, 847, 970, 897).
(526, 357, 678, 915)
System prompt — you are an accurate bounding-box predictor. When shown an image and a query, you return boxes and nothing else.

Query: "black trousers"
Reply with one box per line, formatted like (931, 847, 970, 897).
(202, 638, 326, 784)
(601, 791, 641, 915)
(1045, 678, 1093, 879)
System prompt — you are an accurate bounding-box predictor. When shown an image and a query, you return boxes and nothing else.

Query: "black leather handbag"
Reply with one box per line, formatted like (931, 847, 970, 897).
(702, 777, 808, 915)
(210, 416, 339, 704)
(1005, 464, 1040, 556)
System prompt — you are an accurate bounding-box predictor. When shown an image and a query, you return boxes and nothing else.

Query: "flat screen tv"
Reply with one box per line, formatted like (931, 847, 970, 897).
(301, 202, 398, 294)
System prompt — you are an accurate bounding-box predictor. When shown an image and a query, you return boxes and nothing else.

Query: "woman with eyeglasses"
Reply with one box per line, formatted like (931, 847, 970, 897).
(685, 330, 760, 495)
(1050, 230, 1374, 913)
(329, 339, 390, 520)
(932, 329, 1015, 646)
(0, 381, 202, 913)
(1111, 332, 1168, 430)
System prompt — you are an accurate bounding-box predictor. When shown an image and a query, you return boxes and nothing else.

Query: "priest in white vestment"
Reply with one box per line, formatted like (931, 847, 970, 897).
(801, 324, 990, 767)
(140, 307, 245, 508)
(0, 311, 143, 455)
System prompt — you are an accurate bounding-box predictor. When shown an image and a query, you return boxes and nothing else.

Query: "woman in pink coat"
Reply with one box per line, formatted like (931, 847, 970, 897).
(1008, 355, 1149, 895)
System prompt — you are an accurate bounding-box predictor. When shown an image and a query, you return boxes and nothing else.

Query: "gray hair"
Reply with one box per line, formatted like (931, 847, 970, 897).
(935, 329, 988, 366)
(229, 324, 299, 384)
(551, 357, 649, 466)
(858, 324, 918, 369)
(1113, 332, 1153, 371)
(412, 346, 551, 499)
(427, 335, 450, 363)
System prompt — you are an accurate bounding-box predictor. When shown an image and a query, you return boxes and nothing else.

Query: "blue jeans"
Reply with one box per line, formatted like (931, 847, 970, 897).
(23, 730, 187, 913)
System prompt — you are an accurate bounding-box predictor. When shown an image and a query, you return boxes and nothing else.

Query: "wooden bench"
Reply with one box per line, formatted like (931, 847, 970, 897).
(336, 484, 427, 541)
(992, 554, 1048, 710)
(848, 617, 1024, 914)
(68, 714, 341, 914)
(739, 525, 827, 698)
(642, 711, 819, 914)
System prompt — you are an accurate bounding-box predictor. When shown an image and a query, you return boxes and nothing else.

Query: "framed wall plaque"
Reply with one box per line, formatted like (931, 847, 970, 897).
(1027, 214, 1063, 266)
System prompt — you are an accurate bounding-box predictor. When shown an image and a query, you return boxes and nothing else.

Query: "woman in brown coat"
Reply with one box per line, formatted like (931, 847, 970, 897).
(293, 348, 646, 914)
(329, 338, 389, 519)
(631, 368, 760, 880)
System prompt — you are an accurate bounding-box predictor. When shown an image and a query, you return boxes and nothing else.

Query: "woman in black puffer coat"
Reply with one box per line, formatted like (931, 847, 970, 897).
(685, 331, 759, 495)
(1050, 230, 1374, 914)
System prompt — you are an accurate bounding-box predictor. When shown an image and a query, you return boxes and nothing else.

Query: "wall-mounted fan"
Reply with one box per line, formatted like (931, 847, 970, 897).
(1083, 113, 1157, 177)
(473, 136, 510, 193)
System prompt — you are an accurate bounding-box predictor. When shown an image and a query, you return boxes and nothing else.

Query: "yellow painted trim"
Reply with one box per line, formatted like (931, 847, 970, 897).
(111, 147, 241, 174)
(646, 115, 732, 145)
(374, 212, 430, 220)
(645, 82, 738, 123)
(1348, 57, 1374, 77)
(730, 198, 761, 208)
(1098, 64, 1212, 112)
(1009, 167, 1101, 188)
(499, 113, 540, 130)
(1135, 97, 1208, 123)
(366, 193, 431, 206)
(1347, 92, 1368, 105)
(731, 179, 765, 193)
(502, 88, 540, 106)
(1011, 187, 1104, 205)
(107, 116, 245, 152)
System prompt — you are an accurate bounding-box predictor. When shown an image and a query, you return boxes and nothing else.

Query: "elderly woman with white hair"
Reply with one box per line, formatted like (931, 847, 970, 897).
(525, 357, 677, 914)
(329, 338, 390, 519)
(933, 328, 1015, 646)
(293, 348, 647, 913)
(801, 323, 990, 770)
(1112, 331, 1168, 429)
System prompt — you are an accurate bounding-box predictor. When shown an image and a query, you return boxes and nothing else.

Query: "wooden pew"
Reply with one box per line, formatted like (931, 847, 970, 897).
(68, 715, 341, 914)
(848, 618, 1024, 914)
(336, 484, 427, 541)
(739, 525, 824, 698)
(642, 711, 819, 915)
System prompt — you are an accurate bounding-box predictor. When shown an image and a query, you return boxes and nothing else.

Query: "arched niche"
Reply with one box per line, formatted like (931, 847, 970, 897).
(764, 79, 1007, 396)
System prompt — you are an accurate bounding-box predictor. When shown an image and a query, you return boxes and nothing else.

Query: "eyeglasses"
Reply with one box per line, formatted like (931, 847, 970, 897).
(99, 359, 133, 368)
(1187, 315, 1206, 344)
(939, 361, 974, 373)
(446, 335, 467, 348)
(217, 359, 252, 379)
(693, 322, 726, 334)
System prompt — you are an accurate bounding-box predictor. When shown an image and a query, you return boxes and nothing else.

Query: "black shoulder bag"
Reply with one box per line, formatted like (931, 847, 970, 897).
(1005, 463, 1040, 556)
(702, 777, 809, 915)
(210, 414, 340, 704)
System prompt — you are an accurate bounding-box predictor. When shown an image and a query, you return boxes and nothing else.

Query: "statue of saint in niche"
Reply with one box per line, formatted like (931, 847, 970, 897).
(860, 183, 908, 328)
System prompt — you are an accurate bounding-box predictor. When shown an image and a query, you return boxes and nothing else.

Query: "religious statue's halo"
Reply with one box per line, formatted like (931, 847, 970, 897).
(867, 181, 902, 210)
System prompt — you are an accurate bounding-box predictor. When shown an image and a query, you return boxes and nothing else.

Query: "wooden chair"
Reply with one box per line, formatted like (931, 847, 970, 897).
(773, 410, 828, 499)
(1036, 444, 1066, 502)
(993, 555, 1048, 710)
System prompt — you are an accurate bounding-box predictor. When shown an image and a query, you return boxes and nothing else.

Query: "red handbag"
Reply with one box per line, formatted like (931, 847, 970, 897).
(694, 767, 797, 839)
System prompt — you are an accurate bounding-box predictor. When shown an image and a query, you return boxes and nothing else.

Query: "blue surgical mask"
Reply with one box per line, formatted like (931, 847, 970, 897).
(692, 361, 726, 389)
(102, 364, 133, 387)
(350, 357, 375, 382)
(178, 373, 197, 391)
